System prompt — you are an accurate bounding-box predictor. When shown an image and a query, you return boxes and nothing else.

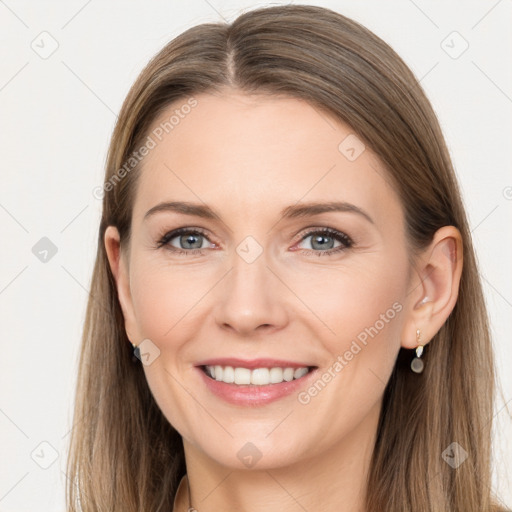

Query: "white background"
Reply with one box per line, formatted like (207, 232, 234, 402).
(0, 1, 510, 510)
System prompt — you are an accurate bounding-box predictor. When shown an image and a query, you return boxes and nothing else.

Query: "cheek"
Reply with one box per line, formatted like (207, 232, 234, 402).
(128, 261, 212, 433)
(289, 254, 407, 344)
(289, 259, 407, 438)
(283, 254, 408, 397)
(129, 260, 210, 343)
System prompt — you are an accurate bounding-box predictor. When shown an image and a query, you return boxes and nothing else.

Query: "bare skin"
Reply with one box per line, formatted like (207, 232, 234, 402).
(104, 90, 463, 512)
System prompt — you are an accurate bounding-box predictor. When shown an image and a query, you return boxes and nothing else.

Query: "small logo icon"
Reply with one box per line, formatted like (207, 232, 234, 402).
(440, 31, 469, 59)
(442, 441, 468, 468)
(30, 441, 59, 469)
(236, 236, 263, 264)
(31, 31, 59, 60)
(338, 134, 365, 161)
(32, 237, 58, 263)
(134, 338, 161, 366)
(237, 442, 263, 468)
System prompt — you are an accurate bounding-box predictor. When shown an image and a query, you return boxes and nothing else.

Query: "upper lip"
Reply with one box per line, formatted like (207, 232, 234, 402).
(195, 358, 316, 369)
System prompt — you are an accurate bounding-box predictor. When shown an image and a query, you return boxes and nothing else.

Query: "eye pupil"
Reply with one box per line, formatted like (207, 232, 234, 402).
(181, 234, 203, 249)
(311, 233, 334, 250)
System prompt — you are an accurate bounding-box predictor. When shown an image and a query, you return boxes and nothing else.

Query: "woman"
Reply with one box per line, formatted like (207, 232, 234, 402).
(66, 4, 509, 511)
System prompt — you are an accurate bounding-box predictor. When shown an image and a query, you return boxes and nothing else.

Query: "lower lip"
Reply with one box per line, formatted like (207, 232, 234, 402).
(196, 366, 318, 406)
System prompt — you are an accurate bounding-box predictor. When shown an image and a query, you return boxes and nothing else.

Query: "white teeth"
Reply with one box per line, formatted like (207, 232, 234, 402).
(294, 367, 309, 379)
(222, 365, 235, 383)
(205, 365, 312, 385)
(283, 368, 294, 382)
(269, 367, 283, 383)
(251, 368, 270, 385)
(234, 367, 251, 384)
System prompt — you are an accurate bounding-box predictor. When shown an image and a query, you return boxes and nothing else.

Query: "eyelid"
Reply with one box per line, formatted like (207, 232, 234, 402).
(294, 226, 353, 244)
(291, 227, 353, 255)
(155, 226, 216, 250)
(156, 225, 354, 255)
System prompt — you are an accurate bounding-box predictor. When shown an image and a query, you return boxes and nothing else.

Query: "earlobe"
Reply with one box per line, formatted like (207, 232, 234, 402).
(401, 226, 463, 350)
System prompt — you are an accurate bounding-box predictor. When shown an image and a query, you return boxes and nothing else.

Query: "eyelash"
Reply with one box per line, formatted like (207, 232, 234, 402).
(155, 227, 354, 257)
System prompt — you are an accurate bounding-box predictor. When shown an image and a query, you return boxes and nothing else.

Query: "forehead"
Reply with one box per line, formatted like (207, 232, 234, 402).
(132, 91, 401, 225)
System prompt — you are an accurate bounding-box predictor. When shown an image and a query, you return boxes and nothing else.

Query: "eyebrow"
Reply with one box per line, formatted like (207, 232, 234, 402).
(143, 200, 374, 225)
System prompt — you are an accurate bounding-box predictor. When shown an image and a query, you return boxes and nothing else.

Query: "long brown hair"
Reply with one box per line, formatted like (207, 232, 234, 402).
(65, 5, 508, 510)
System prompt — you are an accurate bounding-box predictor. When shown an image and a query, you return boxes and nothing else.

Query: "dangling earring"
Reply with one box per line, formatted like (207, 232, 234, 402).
(410, 329, 424, 374)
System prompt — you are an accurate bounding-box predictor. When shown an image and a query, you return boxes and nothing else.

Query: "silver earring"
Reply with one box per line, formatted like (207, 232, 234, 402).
(410, 329, 425, 374)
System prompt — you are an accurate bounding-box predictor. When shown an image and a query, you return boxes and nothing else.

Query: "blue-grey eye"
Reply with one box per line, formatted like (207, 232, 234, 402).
(157, 228, 212, 252)
(308, 232, 338, 250)
(170, 232, 207, 250)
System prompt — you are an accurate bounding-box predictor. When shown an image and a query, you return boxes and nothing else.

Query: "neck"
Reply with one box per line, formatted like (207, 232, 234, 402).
(176, 402, 380, 512)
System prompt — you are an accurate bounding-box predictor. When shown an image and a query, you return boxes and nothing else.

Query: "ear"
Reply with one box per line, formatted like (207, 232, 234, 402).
(104, 226, 139, 345)
(400, 225, 463, 349)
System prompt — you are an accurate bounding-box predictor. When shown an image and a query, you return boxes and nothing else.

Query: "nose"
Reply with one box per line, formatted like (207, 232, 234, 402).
(213, 247, 289, 337)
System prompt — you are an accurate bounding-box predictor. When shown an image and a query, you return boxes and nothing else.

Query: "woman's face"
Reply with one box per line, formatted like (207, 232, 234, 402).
(107, 91, 420, 470)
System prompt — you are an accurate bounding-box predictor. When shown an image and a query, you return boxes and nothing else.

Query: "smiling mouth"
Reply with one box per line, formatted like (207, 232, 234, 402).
(200, 365, 317, 386)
